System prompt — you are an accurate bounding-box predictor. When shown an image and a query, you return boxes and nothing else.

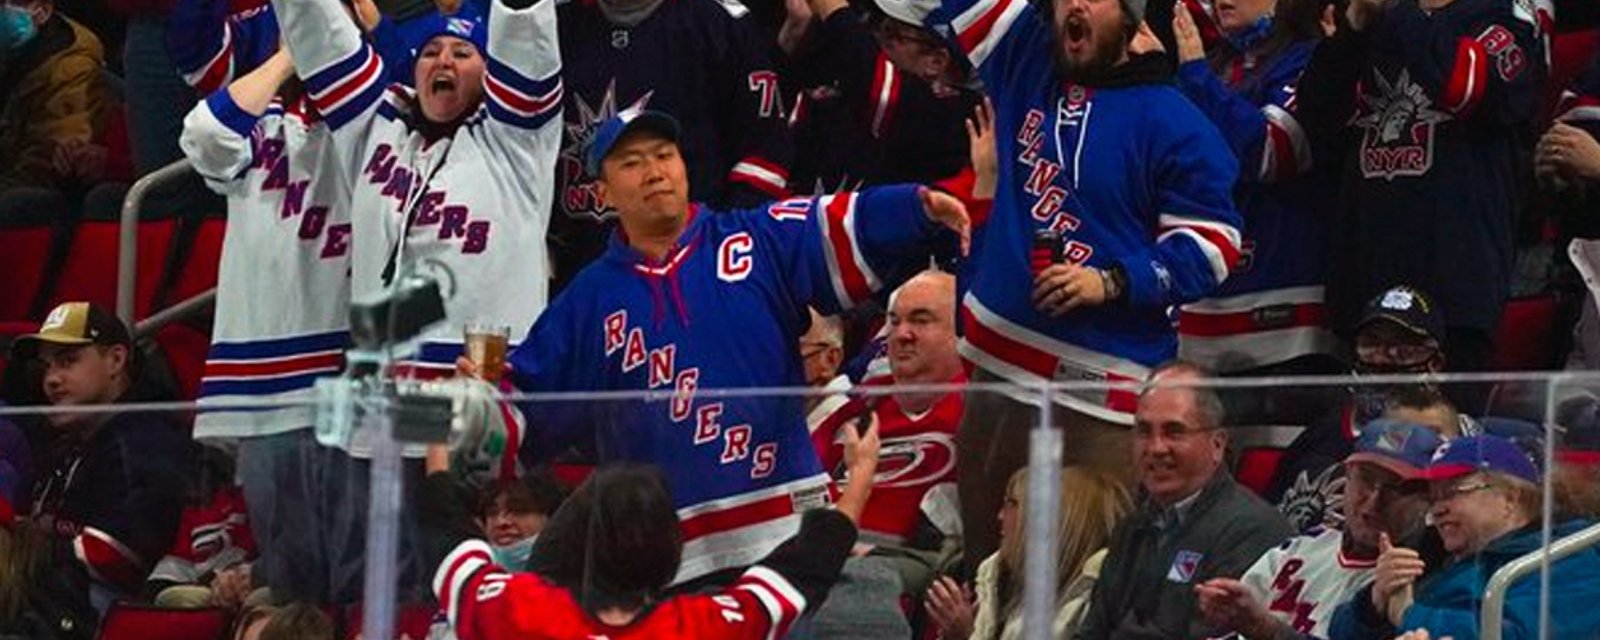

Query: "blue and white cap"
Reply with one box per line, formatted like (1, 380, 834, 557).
(585, 108, 681, 176)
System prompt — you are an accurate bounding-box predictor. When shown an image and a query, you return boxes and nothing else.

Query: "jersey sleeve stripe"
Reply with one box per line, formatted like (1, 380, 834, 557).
(184, 23, 236, 94)
(818, 192, 880, 308)
(1556, 92, 1600, 123)
(433, 540, 495, 626)
(1443, 37, 1487, 116)
(952, 0, 1028, 70)
(868, 54, 901, 139)
(305, 47, 386, 125)
(1261, 104, 1311, 180)
(730, 158, 790, 197)
(735, 566, 807, 640)
(74, 526, 148, 590)
(1157, 215, 1242, 284)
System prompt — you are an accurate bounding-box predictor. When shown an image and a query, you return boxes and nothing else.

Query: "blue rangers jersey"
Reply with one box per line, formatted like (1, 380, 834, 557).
(273, 0, 563, 377)
(1175, 40, 1337, 372)
(166, 0, 280, 94)
(926, 0, 1243, 421)
(508, 185, 949, 584)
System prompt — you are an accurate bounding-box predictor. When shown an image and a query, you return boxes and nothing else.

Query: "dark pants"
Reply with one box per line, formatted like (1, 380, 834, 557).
(956, 369, 1133, 572)
(238, 430, 428, 606)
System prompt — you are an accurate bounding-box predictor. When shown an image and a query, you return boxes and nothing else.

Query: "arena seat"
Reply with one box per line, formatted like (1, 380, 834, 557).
(47, 218, 177, 319)
(0, 222, 55, 320)
(1228, 425, 1305, 497)
(155, 323, 213, 401)
(1491, 295, 1560, 371)
(163, 216, 226, 311)
(96, 603, 230, 640)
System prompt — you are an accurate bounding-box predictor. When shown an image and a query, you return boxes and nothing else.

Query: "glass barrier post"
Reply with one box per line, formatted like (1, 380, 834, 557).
(361, 389, 402, 640)
(1022, 386, 1063, 640)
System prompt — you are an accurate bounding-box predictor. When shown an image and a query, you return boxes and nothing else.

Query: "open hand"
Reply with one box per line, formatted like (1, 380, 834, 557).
(966, 96, 997, 200)
(919, 187, 972, 256)
(1195, 578, 1276, 638)
(1172, 2, 1205, 63)
(925, 575, 976, 640)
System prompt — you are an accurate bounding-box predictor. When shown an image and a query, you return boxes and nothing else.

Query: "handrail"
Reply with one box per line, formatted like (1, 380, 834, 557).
(117, 159, 196, 324)
(1480, 520, 1600, 640)
(132, 288, 216, 340)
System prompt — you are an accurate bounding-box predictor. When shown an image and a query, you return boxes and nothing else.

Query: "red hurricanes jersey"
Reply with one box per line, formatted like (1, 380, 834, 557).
(435, 540, 807, 640)
(813, 378, 963, 545)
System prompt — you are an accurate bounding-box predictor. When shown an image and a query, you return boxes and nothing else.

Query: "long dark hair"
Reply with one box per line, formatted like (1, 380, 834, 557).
(527, 464, 682, 615)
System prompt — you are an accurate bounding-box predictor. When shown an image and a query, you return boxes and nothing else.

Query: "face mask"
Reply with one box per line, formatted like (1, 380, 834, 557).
(490, 533, 537, 570)
(0, 6, 37, 52)
(1225, 14, 1274, 53)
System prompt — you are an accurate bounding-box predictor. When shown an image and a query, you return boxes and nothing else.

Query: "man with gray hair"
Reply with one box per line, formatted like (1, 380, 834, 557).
(800, 307, 851, 431)
(1077, 362, 1293, 639)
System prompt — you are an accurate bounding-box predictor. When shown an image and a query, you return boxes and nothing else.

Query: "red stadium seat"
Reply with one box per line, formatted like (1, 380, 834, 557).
(96, 603, 230, 640)
(48, 219, 176, 319)
(552, 464, 595, 490)
(0, 223, 55, 320)
(165, 217, 226, 310)
(1235, 447, 1288, 497)
(155, 323, 213, 401)
(1491, 295, 1560, 371)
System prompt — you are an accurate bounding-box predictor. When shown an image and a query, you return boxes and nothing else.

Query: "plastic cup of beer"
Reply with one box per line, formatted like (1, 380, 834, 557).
(463, 324, 510, 384)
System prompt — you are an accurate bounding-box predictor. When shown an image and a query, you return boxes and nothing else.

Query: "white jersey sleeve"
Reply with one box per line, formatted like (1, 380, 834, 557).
(180, 91, 260, 197)
(273, 0, 390, 174)
(480, 0, 563, 194)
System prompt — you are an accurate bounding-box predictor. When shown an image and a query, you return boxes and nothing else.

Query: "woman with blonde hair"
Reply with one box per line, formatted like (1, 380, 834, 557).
(927, 466, 1133, 640)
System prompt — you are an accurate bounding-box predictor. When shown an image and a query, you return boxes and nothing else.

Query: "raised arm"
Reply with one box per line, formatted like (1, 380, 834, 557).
(179, 47, 297, 194)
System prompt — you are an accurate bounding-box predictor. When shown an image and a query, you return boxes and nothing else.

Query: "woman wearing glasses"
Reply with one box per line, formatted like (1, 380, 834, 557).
(1329, 434, 1600, 640)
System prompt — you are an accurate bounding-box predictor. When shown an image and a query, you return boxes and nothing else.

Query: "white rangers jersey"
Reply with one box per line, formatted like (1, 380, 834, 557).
(1237, 526, 1374, 639)
(274, 0, 562, 375)
(181, 92, 353, 439)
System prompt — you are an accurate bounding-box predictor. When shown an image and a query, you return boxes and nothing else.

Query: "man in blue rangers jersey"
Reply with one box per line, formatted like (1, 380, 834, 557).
(921, 0, 1244, 564)
(505, 108, 970, 586)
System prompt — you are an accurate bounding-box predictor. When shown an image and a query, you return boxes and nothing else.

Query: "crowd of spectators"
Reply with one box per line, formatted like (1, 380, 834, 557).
(5, 0, 1600, 636)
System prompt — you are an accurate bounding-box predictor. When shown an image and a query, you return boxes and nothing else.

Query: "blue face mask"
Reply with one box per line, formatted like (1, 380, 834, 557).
(1225, 14, 1274, 53)
(0, 6, 38, 52)
(489, 534, 537, 570)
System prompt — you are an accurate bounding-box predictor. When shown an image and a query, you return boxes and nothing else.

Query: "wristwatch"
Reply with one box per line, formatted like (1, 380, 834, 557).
(1100, 265, 1127, 303)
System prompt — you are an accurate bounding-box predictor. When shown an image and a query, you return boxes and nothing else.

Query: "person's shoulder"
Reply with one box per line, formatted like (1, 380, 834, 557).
(1211, 476, 1295, 532)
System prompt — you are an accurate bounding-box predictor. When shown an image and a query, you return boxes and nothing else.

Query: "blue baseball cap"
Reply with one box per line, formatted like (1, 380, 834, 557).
(1421, 434, 1541, 485)
(1346, 419, 1446, 480)
(586, 108, 681, 176)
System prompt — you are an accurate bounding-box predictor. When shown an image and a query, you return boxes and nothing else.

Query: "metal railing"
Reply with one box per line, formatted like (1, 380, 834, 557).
(1480, 520, 1600, 640)
(116, 158, 196, 324)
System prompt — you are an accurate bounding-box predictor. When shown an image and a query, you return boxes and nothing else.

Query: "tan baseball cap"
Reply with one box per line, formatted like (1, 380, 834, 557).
(11, 302, 132, 359)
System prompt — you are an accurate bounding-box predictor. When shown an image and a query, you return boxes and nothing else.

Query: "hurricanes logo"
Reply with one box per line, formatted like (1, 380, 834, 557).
(1353, 69, 1450, 180)
(559, 81, 655, 222)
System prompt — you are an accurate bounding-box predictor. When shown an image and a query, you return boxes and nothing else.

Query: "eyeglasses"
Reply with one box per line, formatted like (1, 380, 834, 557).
(1346, 465, 1426, 499)
(1133, 423, 1216, 442)
(1428, 480, 1497, 503)
(1354, 341, 1440, 366)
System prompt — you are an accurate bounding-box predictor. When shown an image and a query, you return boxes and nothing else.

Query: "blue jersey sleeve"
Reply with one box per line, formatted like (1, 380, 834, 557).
(931, 0, 1052, 96)
(167, 0, 281, 94)
(1119, 103, 1243, 309)
(1174, 43, 1315, 183)
(505, 293, 601, 461)
(747, 184, 944, 314)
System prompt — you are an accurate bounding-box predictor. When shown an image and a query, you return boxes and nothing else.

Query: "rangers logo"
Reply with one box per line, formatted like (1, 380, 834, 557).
(1353, 69, 1450, 180)
(1166, 549, 1205, 583)
(559, 81, 655, 222)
